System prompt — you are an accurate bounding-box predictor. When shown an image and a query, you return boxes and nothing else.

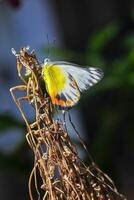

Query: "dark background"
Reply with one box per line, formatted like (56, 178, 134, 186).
(0, 0, 134, 199)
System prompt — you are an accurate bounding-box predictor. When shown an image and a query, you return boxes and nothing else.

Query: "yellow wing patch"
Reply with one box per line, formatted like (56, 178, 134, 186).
(42, 63, 66, 95)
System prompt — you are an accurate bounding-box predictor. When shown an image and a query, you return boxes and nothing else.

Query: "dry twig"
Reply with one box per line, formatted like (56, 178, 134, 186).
(10, 47, 127, 200)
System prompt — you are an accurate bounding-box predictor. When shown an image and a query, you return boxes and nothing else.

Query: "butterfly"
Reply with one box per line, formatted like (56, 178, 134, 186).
(42, 59, 104, 110)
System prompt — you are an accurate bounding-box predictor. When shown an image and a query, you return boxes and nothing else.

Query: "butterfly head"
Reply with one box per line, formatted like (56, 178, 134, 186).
(44, 58, 51, 65)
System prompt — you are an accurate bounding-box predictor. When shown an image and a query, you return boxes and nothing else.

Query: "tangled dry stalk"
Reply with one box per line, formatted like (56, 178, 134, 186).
(10, 47, 127, 200)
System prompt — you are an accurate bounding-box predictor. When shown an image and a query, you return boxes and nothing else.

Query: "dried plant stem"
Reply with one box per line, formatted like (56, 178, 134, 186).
(10, 47, 127, 200)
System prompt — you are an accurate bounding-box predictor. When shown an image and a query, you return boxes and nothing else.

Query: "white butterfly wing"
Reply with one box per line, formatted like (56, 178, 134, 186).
(52, 61, 104, 92)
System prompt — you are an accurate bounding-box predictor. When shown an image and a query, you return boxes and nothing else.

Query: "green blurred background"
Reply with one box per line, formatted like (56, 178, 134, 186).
(0, 0, 134, 199)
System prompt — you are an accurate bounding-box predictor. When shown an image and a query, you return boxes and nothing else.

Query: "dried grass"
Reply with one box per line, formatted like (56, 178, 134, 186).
(10, 47, 127, 200)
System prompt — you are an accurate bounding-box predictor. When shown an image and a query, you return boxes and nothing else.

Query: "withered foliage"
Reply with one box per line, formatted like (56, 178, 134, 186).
(10, 47, 127, 200)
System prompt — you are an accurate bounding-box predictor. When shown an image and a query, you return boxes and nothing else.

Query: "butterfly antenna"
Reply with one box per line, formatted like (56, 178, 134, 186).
(46, 34, 50, 60)
(52, 38, 56, 59)
(68, 111, 94, 164)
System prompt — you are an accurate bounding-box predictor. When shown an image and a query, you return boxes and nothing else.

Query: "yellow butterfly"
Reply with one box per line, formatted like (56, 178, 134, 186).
(42, 59, 104, 110)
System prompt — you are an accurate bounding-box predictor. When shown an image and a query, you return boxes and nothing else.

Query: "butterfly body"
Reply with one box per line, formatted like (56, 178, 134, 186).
(42, 60, 103, 109)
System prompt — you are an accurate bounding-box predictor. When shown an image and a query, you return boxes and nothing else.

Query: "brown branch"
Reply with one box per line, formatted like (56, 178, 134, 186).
(10, 47, 127, 200)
